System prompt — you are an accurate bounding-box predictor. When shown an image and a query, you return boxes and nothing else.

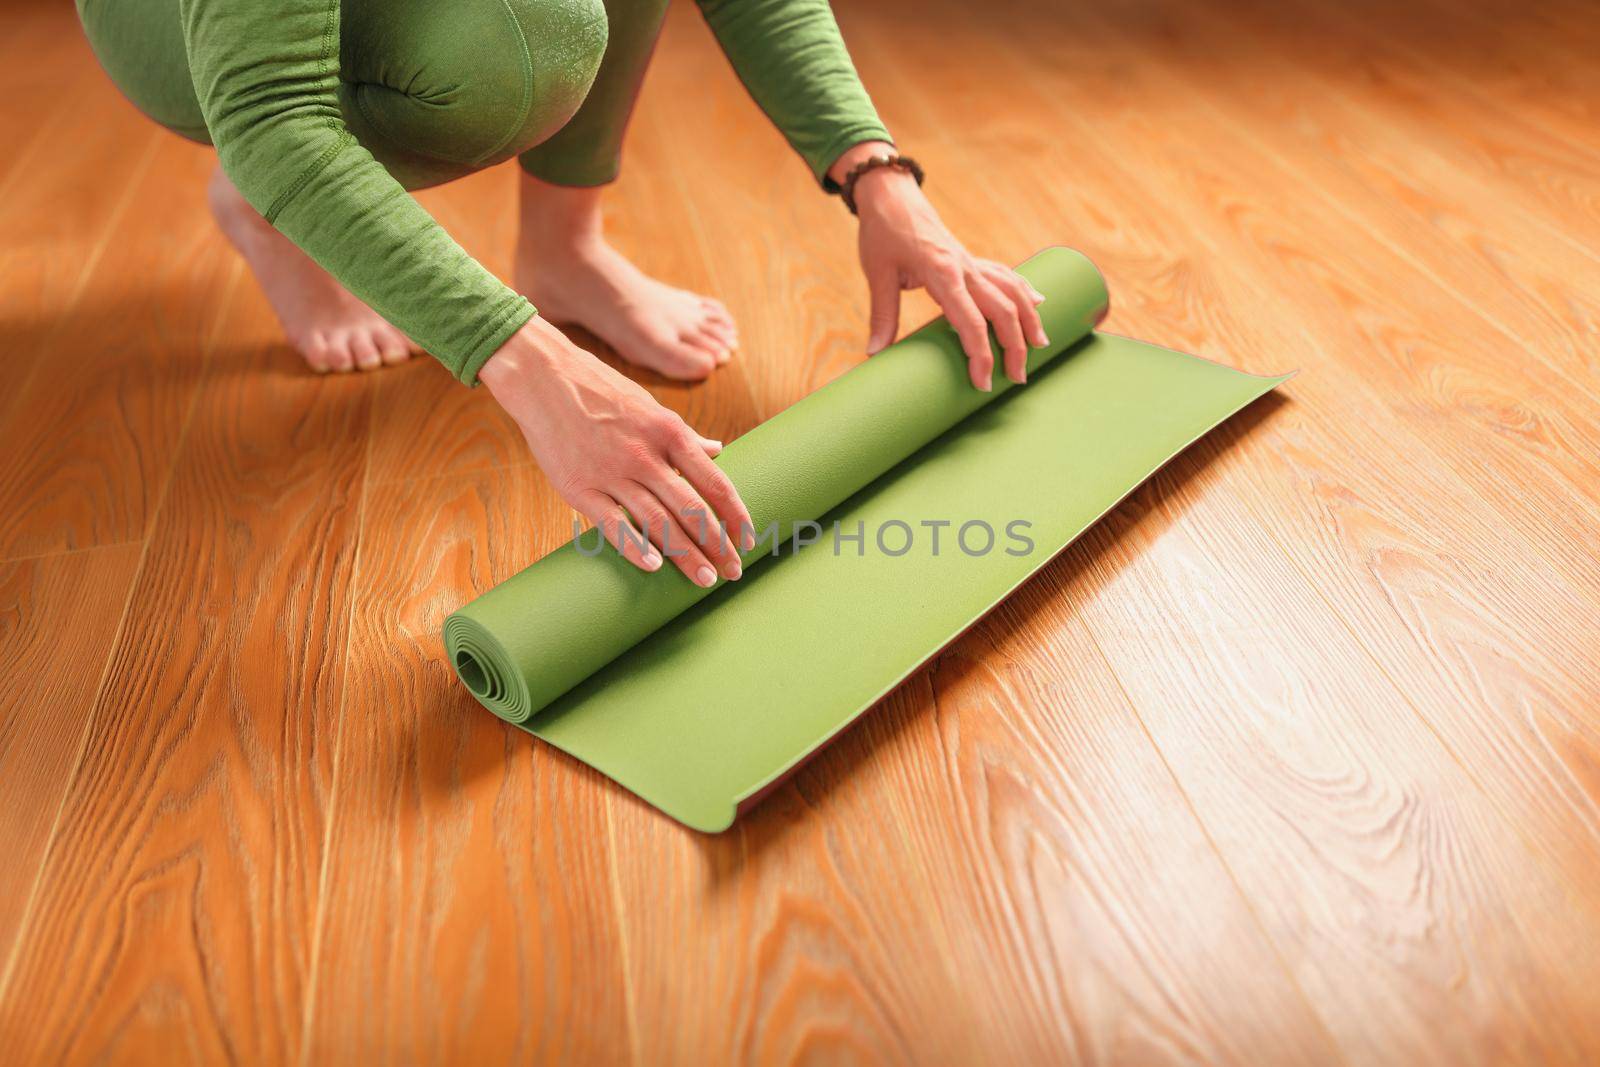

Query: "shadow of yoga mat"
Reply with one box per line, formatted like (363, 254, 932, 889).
(445, 247, 1290, 831)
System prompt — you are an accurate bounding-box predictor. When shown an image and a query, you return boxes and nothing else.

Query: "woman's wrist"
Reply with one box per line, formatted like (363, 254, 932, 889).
(479, 317, 566, 396)
(826, 140, 896, 187)
(826, 141, 922, 216)
(850, 165, 921, 214)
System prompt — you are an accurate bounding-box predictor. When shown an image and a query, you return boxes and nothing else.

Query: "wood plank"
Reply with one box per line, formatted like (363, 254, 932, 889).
(1231, 0, 1600, 245)
(0, 282, 372, 1063)
(0, 136, 228, 558)
(957, 0, 1600, 883)
(882, 0, 1600, 890)
(1067, 451, 1600, 1063)
(0, 5, 126, 191)
(1298, 0, 1600, 162)
(856, 1, 1600, 1057)
(0, 79, 160, 433)
(0, 544, 142, 967)
(1036, 0, 1600, 904)
(1157, 0, 1600, 397)
(0, 6, 88, 152)
(600, 514, 1336, 1063)
(1403, 0, 1600, 135)
(303, 467, 633, 1064)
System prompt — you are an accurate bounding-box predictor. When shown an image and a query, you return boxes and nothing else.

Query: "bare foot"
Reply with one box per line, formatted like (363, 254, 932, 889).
(207, 167, 417, 373)
(513, 176, 737, 381)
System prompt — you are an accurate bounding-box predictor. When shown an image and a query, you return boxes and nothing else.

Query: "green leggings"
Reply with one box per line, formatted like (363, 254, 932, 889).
(74, 0, 889, 383)
(77, 0, 666, 190)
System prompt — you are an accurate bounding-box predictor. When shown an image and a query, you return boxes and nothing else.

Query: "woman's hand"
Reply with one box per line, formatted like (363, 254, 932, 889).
(836, 143, 1049, 391)
(480, 317, 754, 585)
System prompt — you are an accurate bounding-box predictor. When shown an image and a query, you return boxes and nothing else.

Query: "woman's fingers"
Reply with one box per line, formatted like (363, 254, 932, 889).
(668, 434, 756, 555)
(983, 262, 1049, 350)
(575, 490, 662, 573)
(616, 481, 725, 587)
(968, 273, 1030, 384)
(650, 470, 743, 581)
(926, 267, 994, 390)
(865, 261, 902, 355)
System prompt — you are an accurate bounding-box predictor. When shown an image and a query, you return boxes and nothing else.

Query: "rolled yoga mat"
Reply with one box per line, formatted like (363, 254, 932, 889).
(445, 247, 1289, 831)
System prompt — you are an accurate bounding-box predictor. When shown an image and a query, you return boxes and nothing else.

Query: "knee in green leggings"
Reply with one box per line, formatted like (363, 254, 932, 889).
(76, 0, 630, 190)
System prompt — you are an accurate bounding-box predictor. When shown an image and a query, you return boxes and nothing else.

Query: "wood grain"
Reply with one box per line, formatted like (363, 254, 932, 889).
(304, 467, 632, 1064)
(0, 271, 371, 1062)
(860, 0, 1600, 1013)
(0, 135, 230, 558)
(0, 54, 160, 433)
(0, 544, 141, 963)
(2, 0, 1599, 1063)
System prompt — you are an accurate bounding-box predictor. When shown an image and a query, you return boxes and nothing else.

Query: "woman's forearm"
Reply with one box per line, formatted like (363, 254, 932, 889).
(695, 0, 891, 183)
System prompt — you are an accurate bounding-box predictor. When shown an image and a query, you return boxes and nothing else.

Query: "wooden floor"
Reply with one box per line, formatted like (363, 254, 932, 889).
(2, 0, 1599, 1061)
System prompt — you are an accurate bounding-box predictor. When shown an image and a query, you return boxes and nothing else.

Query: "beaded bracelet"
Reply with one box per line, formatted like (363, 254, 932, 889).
(834, 153, 925, 215)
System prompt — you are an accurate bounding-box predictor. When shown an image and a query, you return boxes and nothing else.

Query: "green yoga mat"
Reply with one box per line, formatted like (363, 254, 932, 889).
(445, 247, 1288, 831)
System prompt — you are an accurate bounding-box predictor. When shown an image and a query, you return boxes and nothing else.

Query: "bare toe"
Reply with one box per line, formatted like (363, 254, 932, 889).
(516, 237, 744, 382)
(701, 317, 736, 348)
(377, 329, 412, 365)
(303, 336, 334, 374)
(691, 328, 732, 364)
(665, 342, 717, 379)
(351, 334, 383, 371)
(211, 167, 417, 378)
(323, 334, 355, 373)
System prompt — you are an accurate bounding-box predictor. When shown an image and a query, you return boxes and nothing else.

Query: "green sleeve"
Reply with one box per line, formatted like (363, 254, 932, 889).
(179, 0, 535, 384)
(695, 0, 893, 184)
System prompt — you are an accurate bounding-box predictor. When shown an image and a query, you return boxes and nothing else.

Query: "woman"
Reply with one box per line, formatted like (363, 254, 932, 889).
(77, 0, 1048, 588)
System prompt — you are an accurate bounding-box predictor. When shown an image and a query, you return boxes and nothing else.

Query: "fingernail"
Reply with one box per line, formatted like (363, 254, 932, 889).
(980, 377, 993, 392)
(642, 548, 662, 571)
(740, 528, 756, 551)
(695, 565, 717, 587)
(706, 439, 724, 452)
(723, 559, 742, 581)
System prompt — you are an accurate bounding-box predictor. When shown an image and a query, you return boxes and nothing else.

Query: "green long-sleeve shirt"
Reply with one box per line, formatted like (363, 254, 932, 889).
(178, 0, 890, 384)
